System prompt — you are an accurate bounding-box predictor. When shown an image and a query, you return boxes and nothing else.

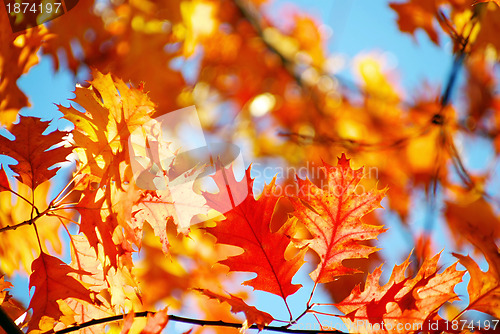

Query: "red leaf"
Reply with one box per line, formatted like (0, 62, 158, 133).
(28, 252, 92, 331)
(203, 164, 305, 300)
(0, 165, 11, 192)
(196, 289, 273, 331)
(0, 116, 71, 189)
(291, 154, 386, 283)
(336, 253, 464, 333)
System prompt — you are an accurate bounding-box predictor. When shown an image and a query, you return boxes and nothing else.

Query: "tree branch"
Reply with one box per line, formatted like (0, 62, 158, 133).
(45, 312, 345, 334)
(0, 219, 36, 232)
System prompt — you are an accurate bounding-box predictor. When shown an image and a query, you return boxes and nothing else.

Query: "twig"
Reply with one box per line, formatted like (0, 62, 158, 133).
(0, 219, 36, 232)
(44, 312, 345, 334)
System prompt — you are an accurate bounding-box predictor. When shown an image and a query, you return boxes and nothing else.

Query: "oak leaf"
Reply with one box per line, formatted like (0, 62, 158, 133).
(389, 0, 440, 45)
(0, 116, 71, 190)
(0, 10, 50, 127)
(28, 252, 93, 331)
(141, 309, 169, 334)
(336, 253, 464, 333)
(203, 164, 305, 300)
(196, 289, 273, 331)
(446, 197, 500, 318)
(132, 166, 209, 254)
(0, 166, 10, 192)
(60, 69, 155, 187)
(453, 253, 500, 318)
(66, 234, 114, 334)
(290, 154, 386, 283)
(74, 188, 119, 268)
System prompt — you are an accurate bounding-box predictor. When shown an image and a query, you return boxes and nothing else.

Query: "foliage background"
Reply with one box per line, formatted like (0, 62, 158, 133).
(1, 0, 500, 332)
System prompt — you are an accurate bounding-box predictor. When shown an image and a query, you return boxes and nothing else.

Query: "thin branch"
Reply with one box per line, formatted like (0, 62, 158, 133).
(288, 303, 315, 329)
(0, 219, 36, 232)
(46, 312, 345, 334)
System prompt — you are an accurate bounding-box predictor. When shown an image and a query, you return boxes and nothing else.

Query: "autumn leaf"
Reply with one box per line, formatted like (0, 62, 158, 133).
(66, 234, 114, 334)
(203, 164, 305, 301)
(28, 251, 93, 331)
(336, 253, 464, 333)
(446, 197, 500, 318)
(0, 166, 11, 192)
(0, 275, 13, 304)
(0, 10, 50, 127)
(474, 0, 500, 6)
(141, 309, 169, 334)
(389, 0, 440, 45)
(290, 154, 386, 283)
(0, 116, 71, 190)
(132, 165, 209, 254)
(196, 289, 273, 331)
(60, 69, 155, 187)
(453, 253, 500, 319)
(74, 187, 119, 268)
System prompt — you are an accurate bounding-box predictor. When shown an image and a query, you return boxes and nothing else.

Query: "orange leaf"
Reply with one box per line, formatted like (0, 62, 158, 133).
(28, 252, 93, 331)
(203, 164, 305, 300)
(453, 253, 500, 319)
(141, 309, 169, 334)
(447, 198, 500, 318)
(389, 0, 440, 45)
(74, 188, 119, 268)
(336, 253, 464, 333)
(291, 154, 386, 283)
(196, 289, 273, 330)
(0, 116, 71, 189)
(60, 69, 155, 187)
(474, 0, 500, 6)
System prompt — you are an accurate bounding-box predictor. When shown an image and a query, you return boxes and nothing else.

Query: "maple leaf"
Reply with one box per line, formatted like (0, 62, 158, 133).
(196, 289, 273, 331)
(28, 251, 93, 331)
(0, 116, 72, 190)
(203, 164, 305, 301)
(290, 154, 386, 283)
(336, 253, 464, 333)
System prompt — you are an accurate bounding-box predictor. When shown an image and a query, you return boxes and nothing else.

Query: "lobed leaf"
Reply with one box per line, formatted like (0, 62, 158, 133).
(28, 252, 93, 331)
(0, 116, 71, 190)
(203, 164, 305, 301)
(291, 153, 386, 283)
